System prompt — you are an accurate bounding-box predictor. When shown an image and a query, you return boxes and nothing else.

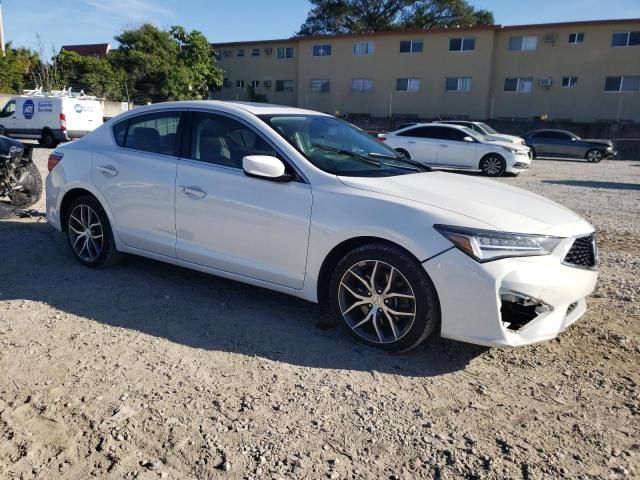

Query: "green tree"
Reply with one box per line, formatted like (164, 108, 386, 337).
(0, 43, 39, 93)
(297, 0, 494, 35)
(109, 23, 223, 104)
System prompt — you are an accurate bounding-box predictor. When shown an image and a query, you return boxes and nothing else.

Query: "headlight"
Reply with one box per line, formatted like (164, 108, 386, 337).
(434, 225, 563, 262)
(501, 146, 519, 154)
(606, 146, 613, 151)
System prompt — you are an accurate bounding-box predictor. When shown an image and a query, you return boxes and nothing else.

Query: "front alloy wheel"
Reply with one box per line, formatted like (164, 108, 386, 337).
(480, 155, 506, 177)
(585, 149, 603, 163)
(329, 243, 439, 352)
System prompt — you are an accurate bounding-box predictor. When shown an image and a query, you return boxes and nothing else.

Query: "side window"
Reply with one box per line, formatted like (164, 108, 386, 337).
(122, 112, 182, 156)
(1, 100, 16, 118)
(551, 132, 571, 141)
(113, 120, 127, 146)
(429, 127, 454, 140)
(189, 112, 277, 169)
(534, 132, 553, 139)
(446, 129, 468, 141)
(398, 127, 429, 138)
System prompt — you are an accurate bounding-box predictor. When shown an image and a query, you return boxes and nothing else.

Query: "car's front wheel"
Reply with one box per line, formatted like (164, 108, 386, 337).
(585, 149, 604, 163)
(480, 154, 506, 177)
(65, 196, 121, 268)
(329, 243, 440, 352)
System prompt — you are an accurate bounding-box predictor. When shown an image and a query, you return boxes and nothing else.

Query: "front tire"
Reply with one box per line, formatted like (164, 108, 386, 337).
(585, 149, 603, 163)
(329, 243, 440, 352)
(395, 148, 411, 159)
(480, 154, 506, 177)
(65, 196, 121, 268)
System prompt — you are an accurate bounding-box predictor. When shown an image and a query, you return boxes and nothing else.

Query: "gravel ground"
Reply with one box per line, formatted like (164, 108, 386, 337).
(0, 147, 639, 480)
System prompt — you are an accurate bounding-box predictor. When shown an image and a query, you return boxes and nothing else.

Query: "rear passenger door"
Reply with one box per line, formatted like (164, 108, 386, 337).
(395, 127, 438, 164)
(92, 110, 183, 257)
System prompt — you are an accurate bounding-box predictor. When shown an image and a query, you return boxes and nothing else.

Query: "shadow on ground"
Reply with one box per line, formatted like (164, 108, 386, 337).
(542, 180, 640, 191)
(0, 219, 486, 377)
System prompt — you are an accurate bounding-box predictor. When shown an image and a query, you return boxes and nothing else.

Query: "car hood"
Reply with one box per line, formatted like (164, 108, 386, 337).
(338, 172, 591, 236)
(481, 139, 530, 152)
(583, 138, 613, 147)
(486, 134, 524, 144)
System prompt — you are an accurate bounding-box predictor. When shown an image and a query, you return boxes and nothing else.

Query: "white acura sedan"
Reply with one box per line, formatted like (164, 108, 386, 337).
(46, 102, 597, 351)
(379, 123, 532, 176)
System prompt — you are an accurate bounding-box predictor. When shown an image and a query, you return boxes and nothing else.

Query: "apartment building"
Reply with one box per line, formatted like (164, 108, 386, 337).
(212, 19, 640, 122)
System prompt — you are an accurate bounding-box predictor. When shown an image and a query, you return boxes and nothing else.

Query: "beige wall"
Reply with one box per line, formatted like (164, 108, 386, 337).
(213, 19, 640, 122)
(491, 21, 640, 122)
(212, 40, 298, 106)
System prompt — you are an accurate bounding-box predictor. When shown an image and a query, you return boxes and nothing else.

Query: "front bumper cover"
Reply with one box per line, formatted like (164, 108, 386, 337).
(424, 245, 598, 347)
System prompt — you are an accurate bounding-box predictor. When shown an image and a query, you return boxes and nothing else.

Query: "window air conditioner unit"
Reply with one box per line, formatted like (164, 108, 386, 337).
(543, 32, 557, 44)
(223, 50, 232, 57)
(264, 47, 273, 55)
(539, 77, 553, 88)
(263, 80, 272, 88)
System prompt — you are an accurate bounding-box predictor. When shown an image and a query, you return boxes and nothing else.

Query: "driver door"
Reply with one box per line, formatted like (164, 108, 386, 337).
(174, 110, 312, 289)
(0, 100, 17, 134)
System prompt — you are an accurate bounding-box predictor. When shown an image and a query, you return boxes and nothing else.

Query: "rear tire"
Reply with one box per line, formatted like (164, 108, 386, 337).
(480, 154, 506, 177)
(9, 161, 42, 208)
(39, 130, 58, 148)
(585, 149, 603, 163)
(395, 148, 411, 159)
(329, 243, 440, 352)
(65, 196, 121, 268)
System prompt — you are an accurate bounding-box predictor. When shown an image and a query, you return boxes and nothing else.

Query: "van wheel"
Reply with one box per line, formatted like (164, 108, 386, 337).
(480, 154, 506, 177)
(39, 131, 58, 148)
(329, 243, 440, 352)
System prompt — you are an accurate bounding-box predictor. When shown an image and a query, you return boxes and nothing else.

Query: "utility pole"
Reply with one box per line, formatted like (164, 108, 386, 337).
(0, 0, 6, 57)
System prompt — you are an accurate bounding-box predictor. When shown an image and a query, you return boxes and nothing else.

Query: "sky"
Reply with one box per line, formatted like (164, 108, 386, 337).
(2, 0, 639, 50)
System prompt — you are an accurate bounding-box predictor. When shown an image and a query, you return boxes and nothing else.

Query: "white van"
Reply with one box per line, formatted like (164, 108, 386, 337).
(0, 91, 103, 147)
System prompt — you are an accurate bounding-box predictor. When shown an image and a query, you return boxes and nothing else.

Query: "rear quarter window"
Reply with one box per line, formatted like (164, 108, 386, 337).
(113, 120, 127, 147)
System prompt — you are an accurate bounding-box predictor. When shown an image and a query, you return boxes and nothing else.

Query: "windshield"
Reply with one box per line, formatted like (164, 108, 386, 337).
(477, 123, 498, 134)
(460, 126, 485, 141)
(259, 114, 426, 177)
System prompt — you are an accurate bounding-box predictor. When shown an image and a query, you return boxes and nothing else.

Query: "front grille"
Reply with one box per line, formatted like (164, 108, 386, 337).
(563, 235, 597, 269)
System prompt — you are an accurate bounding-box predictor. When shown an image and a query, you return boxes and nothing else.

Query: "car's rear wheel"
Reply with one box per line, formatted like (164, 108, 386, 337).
(585, 149, 603, 163)
(329, 243, 439, 352)
(65, 196, 121, 268)
(395, 148, 411, 159)
(39, 130, 58, 148)
(480, 154, 506, 177)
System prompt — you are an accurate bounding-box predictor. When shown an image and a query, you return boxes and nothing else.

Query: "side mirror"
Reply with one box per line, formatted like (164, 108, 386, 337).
(463, 136, 475, 143)
(243, 155, 292, 182)
(571, 137, 577, 142)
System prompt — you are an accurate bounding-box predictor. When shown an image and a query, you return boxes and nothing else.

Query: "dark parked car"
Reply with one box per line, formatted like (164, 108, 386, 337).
(522, 129, 616, 162)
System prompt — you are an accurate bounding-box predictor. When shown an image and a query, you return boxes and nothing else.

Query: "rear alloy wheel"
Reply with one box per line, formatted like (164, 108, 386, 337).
(585, 149, 603, 163)
(66, 196, 121, 268)
(329, 243, 439, 352)
(480, 155, 506, 177)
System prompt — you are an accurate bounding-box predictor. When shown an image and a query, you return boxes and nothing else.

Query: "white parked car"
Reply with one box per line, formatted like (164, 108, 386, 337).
(0, 90, 103, 148)
(379, 123, 532, 176)
(436, 120, 525, 145)
(46, 101, 597, 351)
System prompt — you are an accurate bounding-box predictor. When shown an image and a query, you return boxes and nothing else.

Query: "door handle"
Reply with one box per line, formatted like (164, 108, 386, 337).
(179, 185, 207, 200)
(439, 144, 449, 148)
(97, 165, 119, 177)
(408, 141, 416, 144)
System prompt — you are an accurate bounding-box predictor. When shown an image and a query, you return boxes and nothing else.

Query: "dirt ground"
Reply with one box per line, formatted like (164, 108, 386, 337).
(1, 147, 639, 480)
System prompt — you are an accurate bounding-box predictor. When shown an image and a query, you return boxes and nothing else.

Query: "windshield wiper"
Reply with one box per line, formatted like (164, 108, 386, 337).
(368, 152, 430, 172)
(312, 143, 425, 172)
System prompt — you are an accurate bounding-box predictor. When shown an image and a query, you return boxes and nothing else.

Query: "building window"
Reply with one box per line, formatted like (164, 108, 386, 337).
(236, 49, 245, 57)
(508, 36, 538, 51)
(604, 76, 640, 92)
(504, 77, 533, 93)
(449, 37, 475, 51)
(276, 80, 294, 92)
(445, 77, 472, 92)
(250, 80, 260, 88)
(400, 40, 423, 53)
(611, 31, 640, 47)
(276, 47, 295, 59)
(312, 44, 332, 56)
(396, 78, 420, 92)
(251, 48, 260, 57)
(353, 42, 375, 56)
(236, 80, 245, 88)
(561, 76, 578, 88)
(351, 78, 373, 92)
(223, 78, 231, 88)
(310, 79, 330, 93)
(568, 32, 584, 44)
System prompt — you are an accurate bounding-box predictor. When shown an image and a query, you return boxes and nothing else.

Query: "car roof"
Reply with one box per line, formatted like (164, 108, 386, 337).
(437, 120, 475, 124)
(398, 122, 469, 131)
(117, 100, 330, 118)
(526, 129, 576, 135)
